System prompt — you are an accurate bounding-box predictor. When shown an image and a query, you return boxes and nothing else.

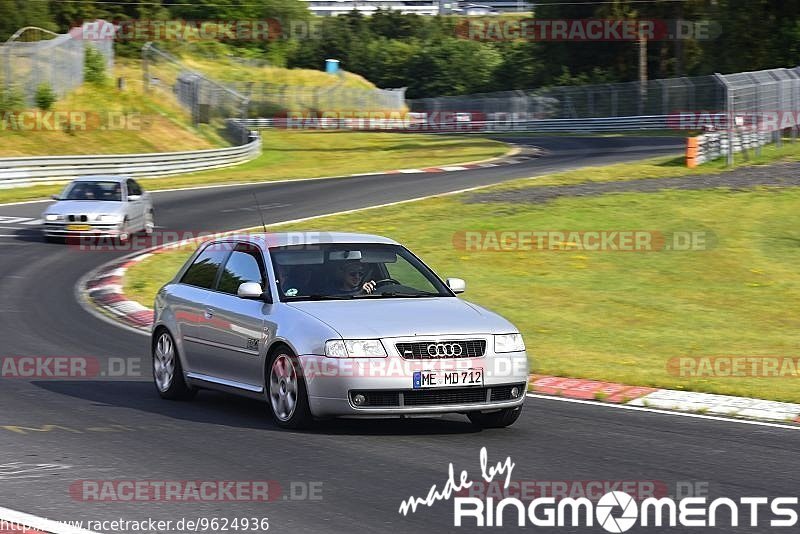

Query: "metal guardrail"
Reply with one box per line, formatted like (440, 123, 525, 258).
(238, 115, 673, 133)
(0, 128, 261, 188)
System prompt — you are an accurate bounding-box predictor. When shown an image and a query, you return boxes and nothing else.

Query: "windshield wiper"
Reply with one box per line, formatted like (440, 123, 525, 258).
(354, 291, 440, 298)
(285, 294, 354, 301)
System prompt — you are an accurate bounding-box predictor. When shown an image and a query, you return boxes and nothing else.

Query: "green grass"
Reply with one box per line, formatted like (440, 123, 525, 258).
(0, 131, 508, 204)
(125, 159, 800, 404)
(0, 61, 223, 158)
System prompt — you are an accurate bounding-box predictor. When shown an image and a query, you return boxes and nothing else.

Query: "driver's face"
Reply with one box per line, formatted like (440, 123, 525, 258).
(340, 264, 364, 289)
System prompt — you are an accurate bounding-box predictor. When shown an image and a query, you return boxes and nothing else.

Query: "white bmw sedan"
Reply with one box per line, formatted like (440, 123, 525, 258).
(152, 232, 529, 429)
(41, 175, 154, 242)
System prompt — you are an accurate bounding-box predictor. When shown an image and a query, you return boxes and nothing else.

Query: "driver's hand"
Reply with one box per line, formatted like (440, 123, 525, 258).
(362, 280, 377, 294)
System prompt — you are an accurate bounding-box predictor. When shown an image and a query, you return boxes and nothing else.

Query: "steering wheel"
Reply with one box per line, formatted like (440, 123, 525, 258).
(374, 278, 401, 288)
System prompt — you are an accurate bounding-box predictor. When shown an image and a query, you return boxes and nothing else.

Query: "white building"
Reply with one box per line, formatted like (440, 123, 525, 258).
(301, 0, 530, 16)
(301, 1, 441, 16)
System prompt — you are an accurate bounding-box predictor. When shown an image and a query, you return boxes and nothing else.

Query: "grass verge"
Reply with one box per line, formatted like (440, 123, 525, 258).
(124, 157, 800, 403)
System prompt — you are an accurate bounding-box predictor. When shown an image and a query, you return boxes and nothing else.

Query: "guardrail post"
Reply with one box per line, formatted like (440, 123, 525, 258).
(714, 73, 734, 167)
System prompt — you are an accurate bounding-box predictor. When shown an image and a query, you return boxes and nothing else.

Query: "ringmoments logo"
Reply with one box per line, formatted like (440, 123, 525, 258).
(398, 448, 800, 530)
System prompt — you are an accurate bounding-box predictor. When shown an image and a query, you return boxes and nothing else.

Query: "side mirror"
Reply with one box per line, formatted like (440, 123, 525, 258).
(127, 194, 141, 202)
(51, 194, 60, 200)
(446, 277, 466, 294)
(237, 282, 264, 299)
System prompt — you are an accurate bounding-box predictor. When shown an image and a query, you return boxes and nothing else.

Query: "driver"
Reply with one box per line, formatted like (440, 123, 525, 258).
(332, 260, 376, 295)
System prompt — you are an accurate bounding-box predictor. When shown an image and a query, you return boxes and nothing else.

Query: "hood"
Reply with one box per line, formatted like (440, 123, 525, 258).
(44, 200, 125, 216)
(287, 297, 516, 339)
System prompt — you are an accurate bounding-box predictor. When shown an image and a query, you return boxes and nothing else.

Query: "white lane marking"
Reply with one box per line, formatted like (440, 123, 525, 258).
(440, 166, 468, 171)
(0, 216, 31, 224)
(21, 218, 43, 225)
(0, 462, 71, 480)
(526, 393, 800, 431)
(398, 169, 425, 174)
(0, 506, 99, 534)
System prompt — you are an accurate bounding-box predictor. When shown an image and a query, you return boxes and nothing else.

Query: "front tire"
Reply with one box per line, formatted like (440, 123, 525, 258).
(468, 406, 522, 428)
(143, 210, 155, 236)
(267, 347, 312, 429)
(152, 329, 196, 400)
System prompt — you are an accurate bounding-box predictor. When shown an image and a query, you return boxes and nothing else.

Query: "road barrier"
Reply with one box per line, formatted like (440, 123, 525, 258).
(0, 128, 260, 188)
(685, 130, 770, 168)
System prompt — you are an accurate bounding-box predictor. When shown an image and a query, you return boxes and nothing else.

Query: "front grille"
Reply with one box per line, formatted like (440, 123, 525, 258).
(349, 383, 525, 409)
(67, 215, 88, 222)
(403, 387, 488, 406)
(396, 339, 486, 359)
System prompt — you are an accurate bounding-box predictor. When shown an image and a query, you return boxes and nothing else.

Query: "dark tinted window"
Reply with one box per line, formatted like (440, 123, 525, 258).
(127, 179, 143, 197)
(180, 247, 229, 289)
(218, 245, 265, 295)
(64, 181, 122, 202)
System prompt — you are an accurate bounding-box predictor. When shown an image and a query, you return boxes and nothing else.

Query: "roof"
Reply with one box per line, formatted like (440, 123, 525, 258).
(73, 175, 130, 183)
(241, 232, 400, 248)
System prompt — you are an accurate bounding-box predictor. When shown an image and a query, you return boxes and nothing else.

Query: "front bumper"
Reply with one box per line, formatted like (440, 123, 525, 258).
(42, 222, 123, 237)
(299, 344, 529, 417)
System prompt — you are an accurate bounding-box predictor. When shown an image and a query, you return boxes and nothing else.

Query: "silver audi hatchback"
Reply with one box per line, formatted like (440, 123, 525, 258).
(152, 232, 529, 429)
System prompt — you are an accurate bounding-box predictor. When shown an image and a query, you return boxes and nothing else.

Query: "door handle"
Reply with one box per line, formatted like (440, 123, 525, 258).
(204, 308, 214, 320)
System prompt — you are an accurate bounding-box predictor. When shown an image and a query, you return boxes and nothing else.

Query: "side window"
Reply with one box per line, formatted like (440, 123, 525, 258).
(126, 179, 142, 197)
(217, 244, 265, 295)
(180, 247, 229, 289)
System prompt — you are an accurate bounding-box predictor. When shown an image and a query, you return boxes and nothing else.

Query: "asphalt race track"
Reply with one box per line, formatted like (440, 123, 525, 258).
(2, 136, 798, 534)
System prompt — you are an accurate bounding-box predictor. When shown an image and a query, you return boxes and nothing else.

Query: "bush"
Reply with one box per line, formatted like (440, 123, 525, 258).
(0, 87, 25, 112)
(34, 83, 57, 110)
(84, 45, 107, 85)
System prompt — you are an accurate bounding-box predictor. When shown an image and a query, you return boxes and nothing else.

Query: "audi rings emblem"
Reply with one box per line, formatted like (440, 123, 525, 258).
(426, 343, 463, 357)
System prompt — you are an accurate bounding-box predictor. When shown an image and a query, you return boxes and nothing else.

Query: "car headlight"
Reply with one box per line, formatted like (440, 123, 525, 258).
(494, 333, 525, 353)
(325, 339, 387, 358)
(97, 214, 123, 223)
(44, 214, 61, 221)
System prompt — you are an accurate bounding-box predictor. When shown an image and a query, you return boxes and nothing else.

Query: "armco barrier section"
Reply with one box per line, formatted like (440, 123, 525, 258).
(685, 131, 770, 167)
(0, 131, 261, 188)
(238, 115, 672, 132)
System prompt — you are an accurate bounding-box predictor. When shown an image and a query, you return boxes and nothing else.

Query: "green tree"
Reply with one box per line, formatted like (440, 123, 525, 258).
(34, 83, 56, 110)
(84, 45, 107, 85)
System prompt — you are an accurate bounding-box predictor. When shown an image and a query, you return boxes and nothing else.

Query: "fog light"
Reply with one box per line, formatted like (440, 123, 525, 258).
(353, 394, 366, 406)
(511, 387, 520, 398)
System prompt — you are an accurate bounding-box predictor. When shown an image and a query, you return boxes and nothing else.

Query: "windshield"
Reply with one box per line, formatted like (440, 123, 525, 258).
(270, 243, 452, 301)
(63, 181, 122, 202)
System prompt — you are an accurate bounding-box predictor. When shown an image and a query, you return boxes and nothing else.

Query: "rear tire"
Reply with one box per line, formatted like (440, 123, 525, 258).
(467, 405, 522, 428)
(152, 329, 196, 400)
(266, 347, 312, 429)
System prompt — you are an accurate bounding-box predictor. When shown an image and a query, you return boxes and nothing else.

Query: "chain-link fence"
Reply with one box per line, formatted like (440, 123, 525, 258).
(0, 22, 113, 105)
(410, 68, 800, 165)
(143, 43, 251, 144)
(409, 76, 725, 119)
(143, 43, 406, 143)
(229, 82, 407, 116)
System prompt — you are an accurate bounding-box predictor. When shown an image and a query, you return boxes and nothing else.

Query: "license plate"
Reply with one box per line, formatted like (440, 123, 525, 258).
(413, 369, 483, 389)
(66, 224, 91, 231)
